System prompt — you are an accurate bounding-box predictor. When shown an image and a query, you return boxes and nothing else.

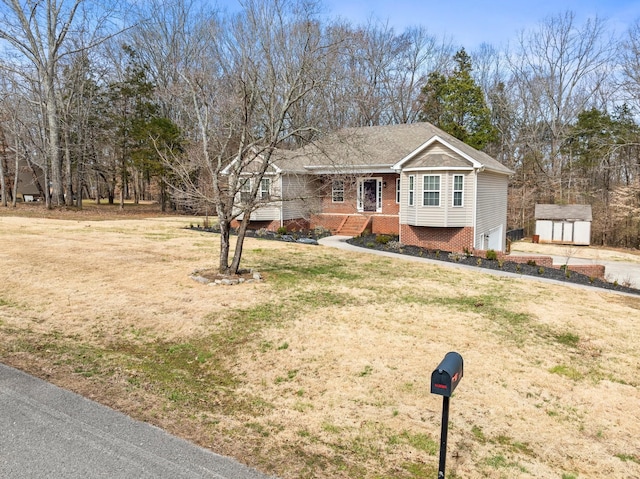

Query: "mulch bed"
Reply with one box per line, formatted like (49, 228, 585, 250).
(348, 234, 640, 296)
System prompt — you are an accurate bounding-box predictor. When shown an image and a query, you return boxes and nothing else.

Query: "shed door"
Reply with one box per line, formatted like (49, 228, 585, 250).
(562, 222, 574, 242)
(552, 222, 563, 242)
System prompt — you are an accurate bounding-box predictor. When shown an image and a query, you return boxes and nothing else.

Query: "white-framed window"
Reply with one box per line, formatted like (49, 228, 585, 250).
(240, 178, 251, 203)
(396, 178, 400, 203)
(422, 175, 440, 206)
(408, 175, 415, 206)
(259, 178, 271, 200)
(453, 175, 464, 207)
(332, 180, 344, 202)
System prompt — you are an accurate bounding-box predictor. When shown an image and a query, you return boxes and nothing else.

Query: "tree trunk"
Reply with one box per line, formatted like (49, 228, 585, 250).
(0, 127, 7, 207)
(46, 74, 65, 207)
(64, 128, 74, 206)
(229, 213, 252, 274)
(218, 214, 231, 274)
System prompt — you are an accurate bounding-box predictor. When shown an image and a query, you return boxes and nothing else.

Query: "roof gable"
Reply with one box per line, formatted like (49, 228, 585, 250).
(393, 136, 478, 170)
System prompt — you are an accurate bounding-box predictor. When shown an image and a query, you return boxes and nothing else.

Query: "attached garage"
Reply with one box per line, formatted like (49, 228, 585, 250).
(534, 204, 592, 245)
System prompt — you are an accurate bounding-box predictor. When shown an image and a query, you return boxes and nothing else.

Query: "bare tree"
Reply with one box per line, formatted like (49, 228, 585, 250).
(154, 0, 341, 274)
(508, 11, 617, 203)
(0, 0, 128, 207)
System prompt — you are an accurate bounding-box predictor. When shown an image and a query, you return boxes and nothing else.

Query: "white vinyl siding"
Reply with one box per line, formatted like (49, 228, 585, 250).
(422, 175, 440, 206)
(400, 171, 474, 227)
(474, 171, 509, 251)
(281, 174, 311, 220)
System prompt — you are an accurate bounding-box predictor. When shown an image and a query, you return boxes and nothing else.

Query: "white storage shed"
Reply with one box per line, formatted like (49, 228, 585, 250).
(534, 204, 592, 245)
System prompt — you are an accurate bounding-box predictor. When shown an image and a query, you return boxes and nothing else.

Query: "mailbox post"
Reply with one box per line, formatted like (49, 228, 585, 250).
(430, 352, 463, 479)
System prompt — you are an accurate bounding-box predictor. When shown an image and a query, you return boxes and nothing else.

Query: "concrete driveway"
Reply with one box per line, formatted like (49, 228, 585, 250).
(0, 363, 275, 479)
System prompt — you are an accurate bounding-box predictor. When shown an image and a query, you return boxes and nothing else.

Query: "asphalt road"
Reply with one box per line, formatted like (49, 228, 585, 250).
(0, 363, 275, 479)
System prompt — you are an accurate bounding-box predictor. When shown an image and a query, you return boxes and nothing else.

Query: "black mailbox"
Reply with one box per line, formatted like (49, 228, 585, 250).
(430, 352, 463, 397)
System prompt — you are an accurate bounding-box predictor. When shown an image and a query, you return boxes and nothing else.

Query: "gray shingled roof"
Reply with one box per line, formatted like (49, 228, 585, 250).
(273, 122, 513, 175)
(535, 204, 593, 221)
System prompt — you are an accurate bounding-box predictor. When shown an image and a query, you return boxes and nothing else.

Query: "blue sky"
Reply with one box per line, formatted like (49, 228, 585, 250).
(219, 0, 640, 50)
(322, 0, 640, 49)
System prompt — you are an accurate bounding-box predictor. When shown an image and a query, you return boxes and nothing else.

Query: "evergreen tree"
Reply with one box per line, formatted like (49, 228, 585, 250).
(419, 49, 496, 150)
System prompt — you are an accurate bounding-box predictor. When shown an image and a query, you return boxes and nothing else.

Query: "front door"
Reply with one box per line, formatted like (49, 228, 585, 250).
(358, 179, 381, 212)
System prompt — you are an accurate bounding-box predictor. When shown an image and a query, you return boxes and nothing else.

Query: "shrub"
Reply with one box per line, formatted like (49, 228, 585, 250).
(476, 258, 482, 266)
(527, 259, 537, 266)
(485, 249, 498, 260)
(277, 226, 288, 235)
(538, 267, 545, 275)
(314, 226, 331, 238)
(387, 240, 403, 251)
(375, 234, 393, 245)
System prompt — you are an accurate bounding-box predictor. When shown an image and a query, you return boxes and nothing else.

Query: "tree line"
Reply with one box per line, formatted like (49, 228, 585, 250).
(1, 0, 640, 272)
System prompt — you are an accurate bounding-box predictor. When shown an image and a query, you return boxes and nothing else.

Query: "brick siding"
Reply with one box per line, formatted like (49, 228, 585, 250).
(400, 225, 475, 252)
(566, 264, 605, 280)
(370, 215, 400, 235)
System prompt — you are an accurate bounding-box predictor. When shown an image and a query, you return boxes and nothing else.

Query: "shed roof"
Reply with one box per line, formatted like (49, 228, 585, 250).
(535, 204, 593, 221)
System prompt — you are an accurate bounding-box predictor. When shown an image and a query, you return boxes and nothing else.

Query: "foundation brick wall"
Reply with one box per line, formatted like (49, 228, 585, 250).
(503, 255, 554, 268)
(371, 215, 400, 235)
(400, 225, 475, 252)
(310, 214, 344, 233)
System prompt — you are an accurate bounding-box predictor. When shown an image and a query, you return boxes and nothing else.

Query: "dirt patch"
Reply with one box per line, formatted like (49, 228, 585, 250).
(191, 268, 262, 285)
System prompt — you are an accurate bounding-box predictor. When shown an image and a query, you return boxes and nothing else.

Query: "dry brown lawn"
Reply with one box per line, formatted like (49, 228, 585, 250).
(1, 203, 639, 479)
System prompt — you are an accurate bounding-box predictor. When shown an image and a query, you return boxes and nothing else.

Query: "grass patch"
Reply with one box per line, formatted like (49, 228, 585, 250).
(257, 256, 361, 286)
(402, 293, 533, 343)
(549, 364, 583, 381)
(397, 431, 438, 454)
(471, 424, 486, 443)
(615, 453, 640, 463)
(291, 290, 356, 308)
(554, 332, 580, 348)
(484, 454, 527, 472)
(400, 462, 438, 478)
